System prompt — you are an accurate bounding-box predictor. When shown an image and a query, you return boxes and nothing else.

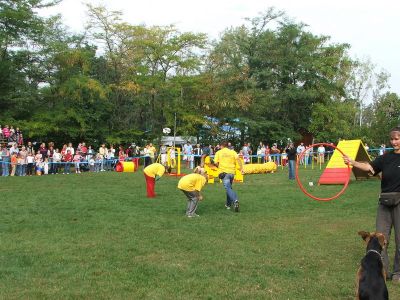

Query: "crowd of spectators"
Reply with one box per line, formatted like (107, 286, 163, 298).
(0, 136, 143, 176)
(0, 125, 385, 178)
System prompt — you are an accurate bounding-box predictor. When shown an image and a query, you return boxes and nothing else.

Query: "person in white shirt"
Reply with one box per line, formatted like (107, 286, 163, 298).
(296, 143, 305, 165)
(52, 149, 62, 174)
(317, 145, 326, 164)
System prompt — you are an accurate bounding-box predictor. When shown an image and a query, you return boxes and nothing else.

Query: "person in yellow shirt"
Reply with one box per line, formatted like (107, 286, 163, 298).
(214, 141, 244, 212)
(143, 162, 166, 198)
(178, 167, 208, 217)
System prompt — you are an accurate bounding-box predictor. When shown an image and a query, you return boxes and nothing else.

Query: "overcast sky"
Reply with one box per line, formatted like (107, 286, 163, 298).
(43, 0, 400, 95)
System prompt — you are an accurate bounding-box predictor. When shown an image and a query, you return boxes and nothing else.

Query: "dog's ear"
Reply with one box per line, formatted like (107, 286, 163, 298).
(358, 231, 370, 241)
(377, 234, 387, 248)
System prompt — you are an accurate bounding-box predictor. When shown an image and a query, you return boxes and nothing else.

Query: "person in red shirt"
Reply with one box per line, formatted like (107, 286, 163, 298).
(63, 150, 73, 174)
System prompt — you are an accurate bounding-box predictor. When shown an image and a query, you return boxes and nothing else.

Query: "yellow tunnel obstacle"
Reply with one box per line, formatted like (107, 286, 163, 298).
(243, 162, 277, 174)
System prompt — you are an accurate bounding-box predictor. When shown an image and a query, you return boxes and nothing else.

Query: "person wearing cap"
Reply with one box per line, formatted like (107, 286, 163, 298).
(178, 166, 208, 217)
(143, 162, 166, 198)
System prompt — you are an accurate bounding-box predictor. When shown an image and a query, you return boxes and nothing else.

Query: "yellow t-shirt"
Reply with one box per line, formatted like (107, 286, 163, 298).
(214, 148, 238, 174)
(144, 163, 165, 178)
(178, 173, 207, 192)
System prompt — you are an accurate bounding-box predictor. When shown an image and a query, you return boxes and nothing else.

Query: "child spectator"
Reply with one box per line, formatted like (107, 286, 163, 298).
(26, 152, 35, 176)
(43, 158, 49, 175)
(10, 152, 17, 176)
(95, 153, 102, 172)
(89, 156, 95, 172)
(73, 152, 83, 173)
(52, 148, 62, 174)
(63, 150, 72, 174)
(16, 153, 24, 176)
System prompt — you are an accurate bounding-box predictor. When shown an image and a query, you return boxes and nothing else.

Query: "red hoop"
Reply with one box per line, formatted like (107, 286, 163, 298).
(295, 143, 351, 202)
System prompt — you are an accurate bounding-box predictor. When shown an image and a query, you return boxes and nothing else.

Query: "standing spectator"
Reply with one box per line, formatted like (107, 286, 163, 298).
(15, 127, 23, 146)
(95, 153, 102, 172)
(118, 145, 126, 162)
(265, 144, 271, 162)
(63, 150, 72, 174)
(60, 144, 67, 157)
(186, 142, 194, 169)
(296, 142, 305, 165)
(53, 148, 62, 174)
(143, 162, 166, 198)
(8, 131, 17, 144)
(89, 155, 95, 172)
(271, 144, 281, 166)
(286, 142, 297, 180)
(1, 144, 10, 176)
(19, 145, 28, 176)
(80, 142, 88, 157)
(281, 150, 288, 166)
(105, 149, 114, 171)
(317, 144, 326, 164)
(2, 125, 10, 140)
(160, 144, 168, 166)
(47, 145, 55, 174)
(34, 151, 43, 175)
(193, 144, 202, 168)
(178, 167, 208, 218)
(66, 142, 75, 156)
(9, 143, 19, 156)
(43, 158, 49, 175)
(148, 143, 157, 164)
(214, 141, 244, 212)
(38, 143, 48, 160)
(242, 143, 251, 164)
(183, 141, 191, 167)
(98, 144, 107, 171)
(73, 152, 83, 173)
(169, 147, 176, 169)
(26, 141, 34, 154)
(10, 152, 17, 176)
(143, 144, 151, 167)
(26, 151, 35, 176)
(86, 145, 94, 161)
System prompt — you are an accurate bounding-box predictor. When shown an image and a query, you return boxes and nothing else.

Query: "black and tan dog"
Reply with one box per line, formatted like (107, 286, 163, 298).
(356, 231, 388, 300)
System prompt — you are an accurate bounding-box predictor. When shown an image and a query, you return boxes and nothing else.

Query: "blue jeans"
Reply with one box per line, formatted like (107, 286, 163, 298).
(2, 159, 10, 176)
(64, 162, 71, 174)
(222, 173, 238, 207)
(288, 160, 295, 179)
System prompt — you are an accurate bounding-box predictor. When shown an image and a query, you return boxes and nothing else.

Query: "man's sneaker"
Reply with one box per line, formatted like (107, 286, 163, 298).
(225, 205, 231, 210)
(187, 214, 200, 218)
(234, 201, 240, 212)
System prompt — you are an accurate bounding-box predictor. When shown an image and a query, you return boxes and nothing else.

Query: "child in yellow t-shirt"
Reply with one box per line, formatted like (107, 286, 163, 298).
(178, 167, 208, 218)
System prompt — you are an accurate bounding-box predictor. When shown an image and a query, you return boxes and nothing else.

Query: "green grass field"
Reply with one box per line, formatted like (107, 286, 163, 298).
(1, 166, 399, 299)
